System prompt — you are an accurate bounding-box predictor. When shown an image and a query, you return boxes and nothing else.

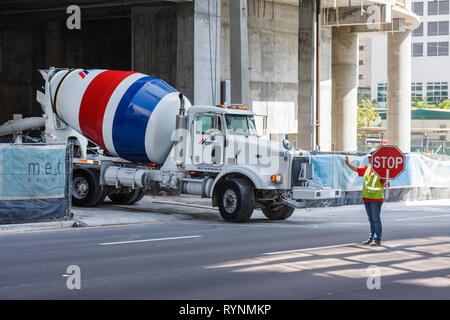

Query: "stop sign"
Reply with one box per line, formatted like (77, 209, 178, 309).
(371, 145, 406, 179)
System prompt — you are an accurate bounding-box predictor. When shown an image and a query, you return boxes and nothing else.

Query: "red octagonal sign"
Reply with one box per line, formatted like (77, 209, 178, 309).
(371, 145, 406, 179)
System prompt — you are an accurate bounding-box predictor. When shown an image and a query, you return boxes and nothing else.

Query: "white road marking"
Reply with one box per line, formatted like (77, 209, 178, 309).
(99, 235, 201, 246)
(395, 215, 450, 221)
(263, 243, 358, 255)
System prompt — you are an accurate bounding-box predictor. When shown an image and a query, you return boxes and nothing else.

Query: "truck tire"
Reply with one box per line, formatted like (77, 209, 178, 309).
(95, 187, 109, 206)
(262, 205, 295, 220)
(133, 189, 146, 203)
(72, 169, 103, 207)
(218, 178, 254, 222)
(108, 188, 142, 205)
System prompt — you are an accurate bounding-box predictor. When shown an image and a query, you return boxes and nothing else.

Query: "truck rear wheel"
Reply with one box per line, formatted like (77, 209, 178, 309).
(72, 169, 103, 207)
(218, 178, 254, 222)
(95, 187, 108, 206)
(133, 189, 146, 203)
(108, 188, 143, 205)
(262, 205, 295, 220)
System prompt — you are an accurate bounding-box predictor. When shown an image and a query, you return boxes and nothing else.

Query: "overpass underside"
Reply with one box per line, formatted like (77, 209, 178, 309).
(0, 0, 419, 153)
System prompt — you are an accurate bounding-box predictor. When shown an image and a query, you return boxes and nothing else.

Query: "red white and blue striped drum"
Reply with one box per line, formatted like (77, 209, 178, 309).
(49, 69, 191, 164)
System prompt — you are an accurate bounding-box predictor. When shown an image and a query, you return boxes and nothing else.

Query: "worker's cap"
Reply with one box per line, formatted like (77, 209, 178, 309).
(367, 148, 377, 158)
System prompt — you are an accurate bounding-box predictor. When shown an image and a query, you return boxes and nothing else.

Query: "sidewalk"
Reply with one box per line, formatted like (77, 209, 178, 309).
(0, 195, 218, 234)
(1, 196, 449, 234)
(71, 195, 219, 227)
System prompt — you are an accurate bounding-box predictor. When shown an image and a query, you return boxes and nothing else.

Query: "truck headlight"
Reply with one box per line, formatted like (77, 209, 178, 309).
(271, 174, 283, 183)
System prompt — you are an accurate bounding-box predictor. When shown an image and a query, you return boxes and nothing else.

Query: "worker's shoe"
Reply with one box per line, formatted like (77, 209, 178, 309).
(361, 239, 373, 245)
(369, 240, 381, 247)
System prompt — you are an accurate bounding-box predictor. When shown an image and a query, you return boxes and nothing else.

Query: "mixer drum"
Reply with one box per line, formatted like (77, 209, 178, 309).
(52, 69, 190, 164)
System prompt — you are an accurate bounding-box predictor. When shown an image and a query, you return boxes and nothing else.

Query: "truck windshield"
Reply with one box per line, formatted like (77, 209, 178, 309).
(225, 114, 257, 136)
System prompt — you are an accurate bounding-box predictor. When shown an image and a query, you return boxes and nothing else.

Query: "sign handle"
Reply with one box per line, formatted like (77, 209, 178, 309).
(385, 169, 390, 201)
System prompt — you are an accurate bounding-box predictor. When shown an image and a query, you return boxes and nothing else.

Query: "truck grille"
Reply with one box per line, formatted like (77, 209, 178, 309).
(291, 157, 309, 186)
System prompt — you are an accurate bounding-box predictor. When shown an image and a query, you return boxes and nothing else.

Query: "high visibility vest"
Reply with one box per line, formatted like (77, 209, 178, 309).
(361, 166, 384, 200)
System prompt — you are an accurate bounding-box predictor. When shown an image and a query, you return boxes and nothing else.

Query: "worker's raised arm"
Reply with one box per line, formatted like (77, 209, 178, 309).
(344, 155, 358, 172)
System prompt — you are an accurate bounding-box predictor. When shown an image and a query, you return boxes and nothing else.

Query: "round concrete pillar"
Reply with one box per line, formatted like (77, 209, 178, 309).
(331, 27, 358, 152)
(319, 27, 333, 152)
(387, 31, 411, 153)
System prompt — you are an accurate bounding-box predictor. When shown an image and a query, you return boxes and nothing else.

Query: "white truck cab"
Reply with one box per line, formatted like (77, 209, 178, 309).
(169, 100, 341, 222)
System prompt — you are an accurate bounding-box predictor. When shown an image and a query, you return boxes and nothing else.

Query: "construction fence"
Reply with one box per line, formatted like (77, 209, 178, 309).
(0, 143, 72, 223)
(311, 152, 450, 205)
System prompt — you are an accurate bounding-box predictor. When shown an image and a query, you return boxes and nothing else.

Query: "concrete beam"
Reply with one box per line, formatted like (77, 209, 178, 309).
(323, 5, 390, 27)
(350, 18, 406, 33)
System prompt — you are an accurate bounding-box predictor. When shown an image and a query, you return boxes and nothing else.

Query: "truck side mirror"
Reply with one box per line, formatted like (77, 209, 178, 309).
(283, 135, 292, 151)
(209, 129, 222, 140)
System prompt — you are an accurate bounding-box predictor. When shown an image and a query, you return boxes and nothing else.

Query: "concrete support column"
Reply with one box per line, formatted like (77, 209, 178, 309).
(331, 27, 358, 152)
(387, 31, 411, 152)
(319, 27, 332, 152)
(175, 0, 221, 105)
(194, 0, 221, 106)
(230, 0, 250, 107)
(297, 0, 317, 150)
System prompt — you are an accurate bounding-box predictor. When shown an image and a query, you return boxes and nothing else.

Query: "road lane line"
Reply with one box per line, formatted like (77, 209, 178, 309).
(98, 235, 201, 246)
(263, 243, 357, 255)
(395, 215, 450, 221)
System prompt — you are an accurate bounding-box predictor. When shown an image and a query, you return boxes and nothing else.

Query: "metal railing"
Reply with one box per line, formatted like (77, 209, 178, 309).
(357, 136, 450, 155)
(411, 139, 450, 155)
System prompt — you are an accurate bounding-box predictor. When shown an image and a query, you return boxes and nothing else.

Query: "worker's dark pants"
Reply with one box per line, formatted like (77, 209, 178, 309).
(364, 202, 383, 241)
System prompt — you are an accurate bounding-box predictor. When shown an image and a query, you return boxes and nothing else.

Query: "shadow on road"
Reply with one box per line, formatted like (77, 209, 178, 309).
(205, 236, 450, 296)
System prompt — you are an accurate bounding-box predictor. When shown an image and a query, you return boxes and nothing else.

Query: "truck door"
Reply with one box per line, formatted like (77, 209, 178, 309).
(192, 114, 224, 166)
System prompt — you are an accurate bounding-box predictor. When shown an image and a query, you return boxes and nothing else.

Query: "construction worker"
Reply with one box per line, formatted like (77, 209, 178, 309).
(344, 149, 388, 247)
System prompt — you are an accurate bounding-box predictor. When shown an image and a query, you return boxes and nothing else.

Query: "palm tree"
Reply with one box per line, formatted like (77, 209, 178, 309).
(438, 100, 450, 109)
(357, 95, 380, 127)
(412, 98, 436, 109)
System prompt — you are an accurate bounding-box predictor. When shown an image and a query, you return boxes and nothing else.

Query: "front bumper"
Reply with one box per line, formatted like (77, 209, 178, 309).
(291, 187, 341, 200)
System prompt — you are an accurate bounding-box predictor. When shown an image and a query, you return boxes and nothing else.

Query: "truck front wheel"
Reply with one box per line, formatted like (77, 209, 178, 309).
(72, 169, 103, 207)
(218, 178, 254, 222)
(262, 204, 295, 220)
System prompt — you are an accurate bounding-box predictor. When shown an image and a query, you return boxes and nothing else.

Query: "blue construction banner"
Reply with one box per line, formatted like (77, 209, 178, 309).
(310, 152, 450, 204)
(310, 153, 450, 191)
(0, 144, 68, 223)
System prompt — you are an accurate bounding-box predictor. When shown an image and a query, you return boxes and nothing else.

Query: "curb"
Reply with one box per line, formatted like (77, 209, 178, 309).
(0, 220, 76, 234)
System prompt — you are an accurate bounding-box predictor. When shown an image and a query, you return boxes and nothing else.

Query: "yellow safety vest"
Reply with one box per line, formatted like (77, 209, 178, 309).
(361, 166, 384, 200)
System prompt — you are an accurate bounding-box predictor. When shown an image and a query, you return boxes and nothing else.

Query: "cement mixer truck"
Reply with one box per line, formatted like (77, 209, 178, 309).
(1, 67, 341, 222)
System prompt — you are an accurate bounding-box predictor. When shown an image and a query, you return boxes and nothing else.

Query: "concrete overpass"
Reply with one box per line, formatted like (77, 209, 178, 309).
(296, 0, 419, 153)
(0, 0, 419, 153)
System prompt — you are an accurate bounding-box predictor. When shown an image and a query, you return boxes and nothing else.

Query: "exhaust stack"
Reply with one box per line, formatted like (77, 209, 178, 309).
(173, 93, 188, 167)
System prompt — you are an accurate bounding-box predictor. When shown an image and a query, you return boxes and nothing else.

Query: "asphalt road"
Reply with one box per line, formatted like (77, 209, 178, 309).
(1, 201, 450, 299)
